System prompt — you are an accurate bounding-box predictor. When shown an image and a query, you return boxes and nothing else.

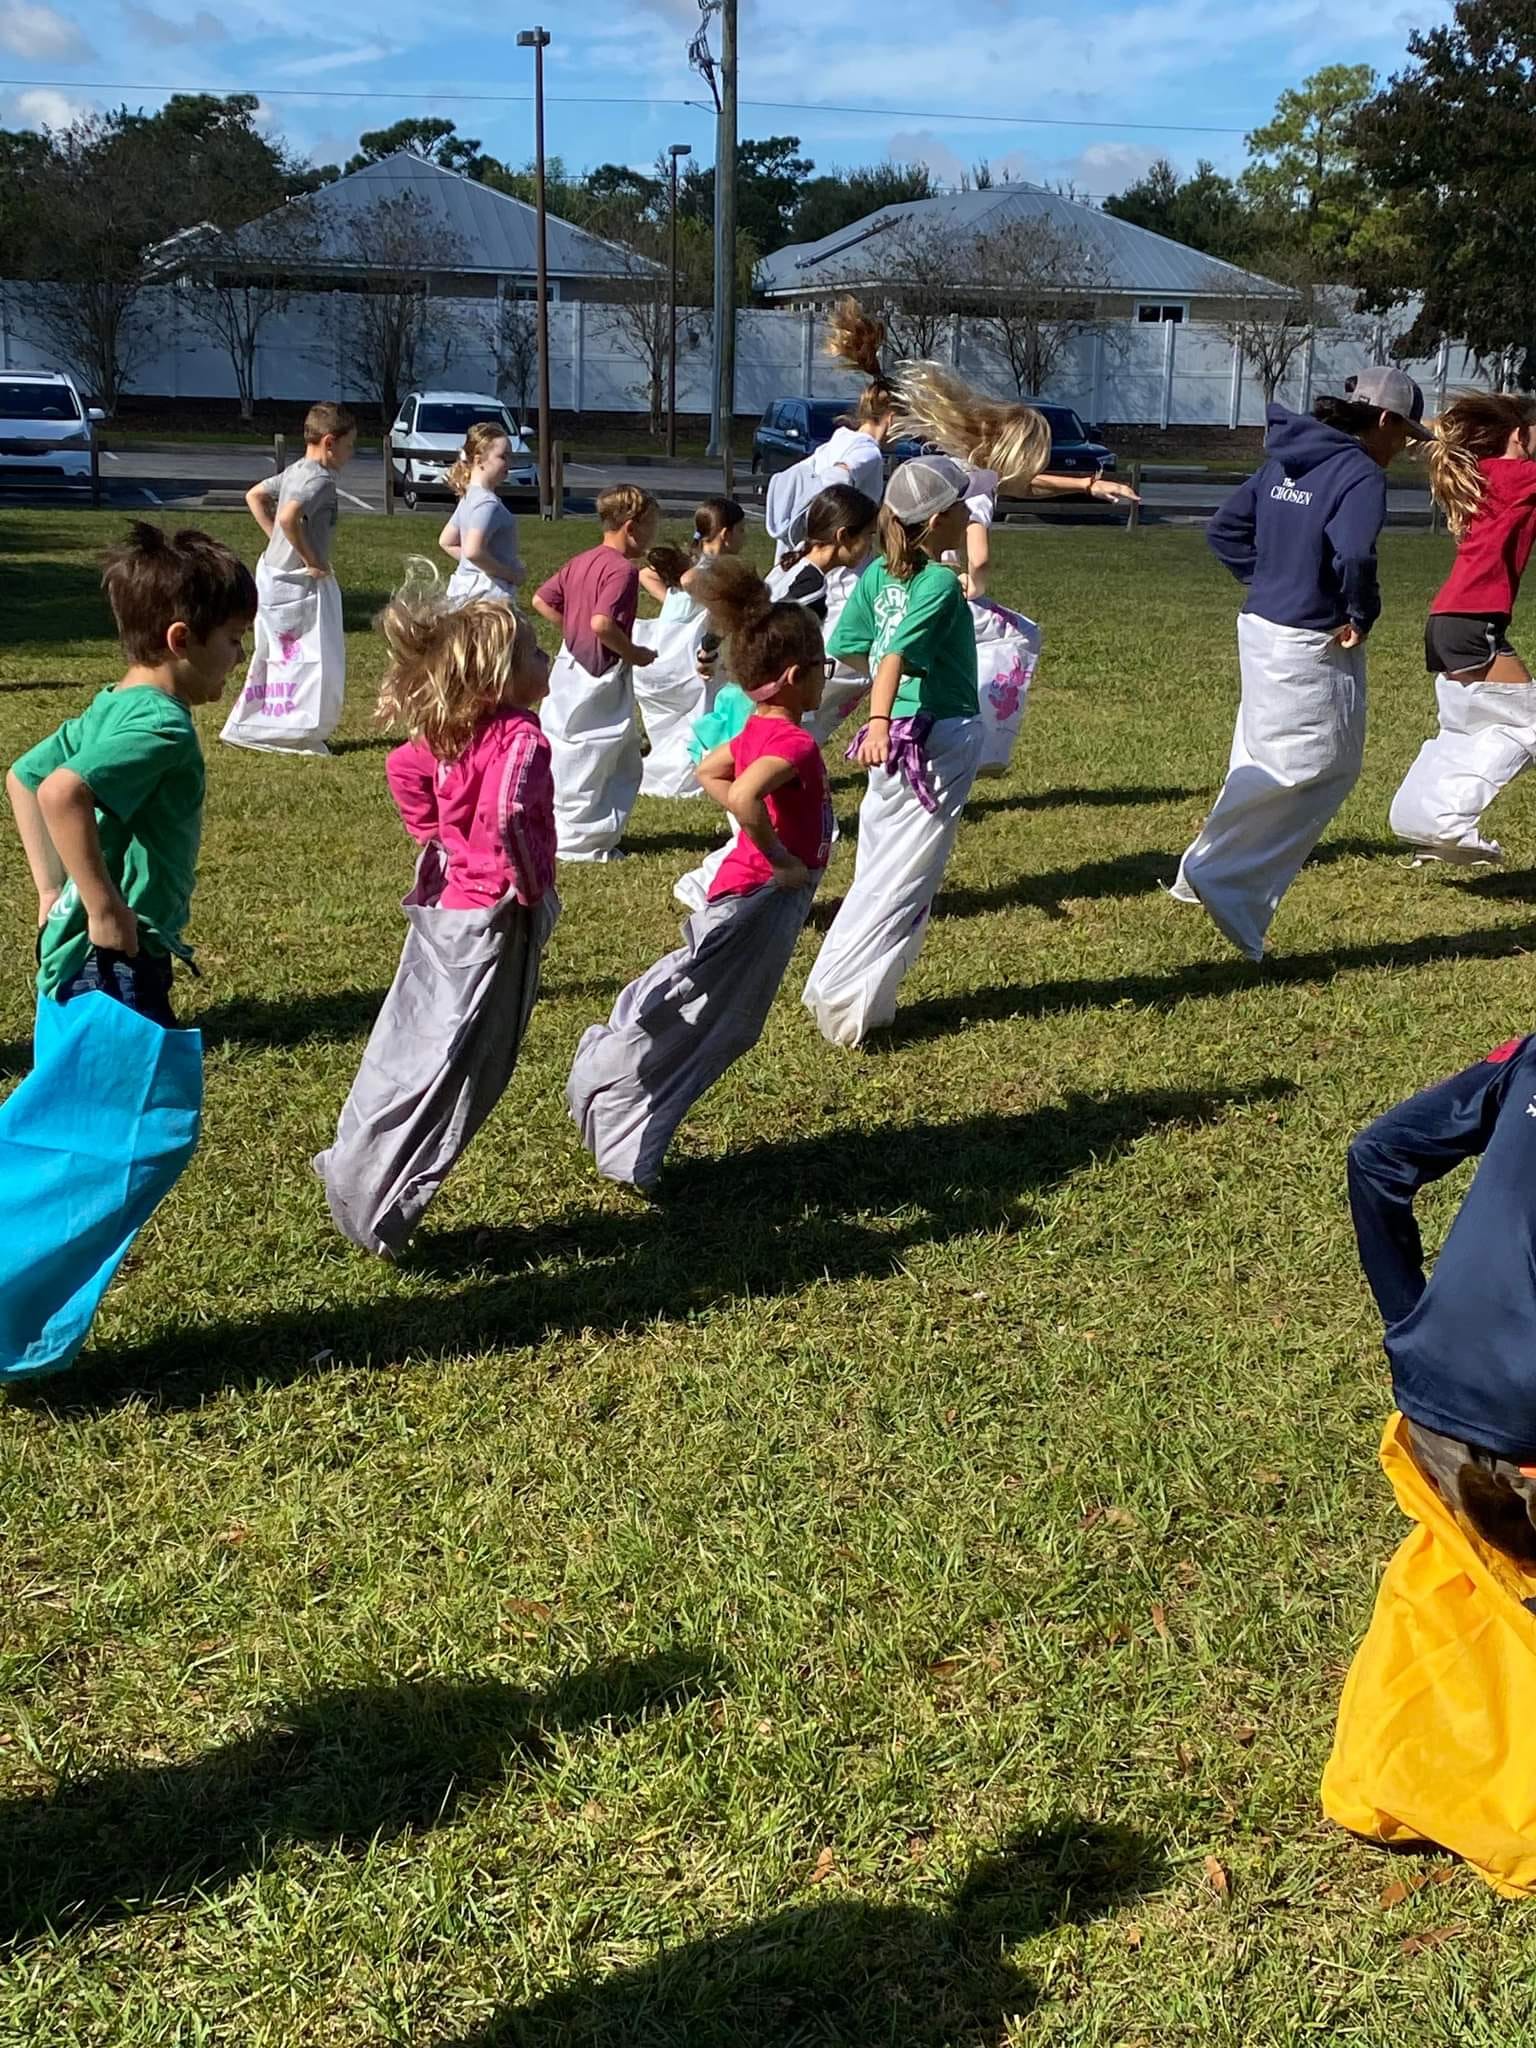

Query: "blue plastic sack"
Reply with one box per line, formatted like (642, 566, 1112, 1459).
(0, 992, 202, 1379)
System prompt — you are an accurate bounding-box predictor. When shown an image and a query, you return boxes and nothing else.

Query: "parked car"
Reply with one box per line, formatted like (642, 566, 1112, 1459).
(887, 402, 1117, 481)
(750, 398, 855, 483)
(0, 371, 104, 488)
(388, 391, 537, 508)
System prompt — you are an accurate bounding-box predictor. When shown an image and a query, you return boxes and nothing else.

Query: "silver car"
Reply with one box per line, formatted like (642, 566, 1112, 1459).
(0, 371, 104, 487)
(387, 391, 537, 509)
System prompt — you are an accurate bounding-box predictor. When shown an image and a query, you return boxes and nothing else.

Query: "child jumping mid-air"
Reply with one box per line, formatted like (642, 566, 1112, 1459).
(223, 401, 356, 756)
(316, 585, 557, 1255)
(2, 523, 257, 1378)
(532, 485, 660, 861)
(438, 422, 526, 604)
(801, 455, 982, 1049)
(567, 558, 833, 1190)
(765, 302, 894, 560)
(1389, 391, 1536, 866)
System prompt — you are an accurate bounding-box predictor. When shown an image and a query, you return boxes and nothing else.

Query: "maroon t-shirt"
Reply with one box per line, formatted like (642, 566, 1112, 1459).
(535, 544, 640, 675)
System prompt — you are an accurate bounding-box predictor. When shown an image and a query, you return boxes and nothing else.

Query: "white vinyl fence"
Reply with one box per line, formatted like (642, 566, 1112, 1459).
(0, 284, 1489, 428)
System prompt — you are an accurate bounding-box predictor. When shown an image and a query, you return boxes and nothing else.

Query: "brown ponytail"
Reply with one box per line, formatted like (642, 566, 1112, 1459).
(690, 497, 746, 560)
(646, 543, 693, 592)
(777, 483, 880, 569)
(1428, 390, 1536, 538)
(877, 503, 928, 582)
(446, 420, 509, 498)
(690, 555, 825, 697)
(825, 297, 894, 427)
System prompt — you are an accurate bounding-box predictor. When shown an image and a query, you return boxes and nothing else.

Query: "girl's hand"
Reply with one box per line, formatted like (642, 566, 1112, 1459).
(1090, 477, 1140, 505)
(856, 723, 890, 768)
(36, 887, 60, 929)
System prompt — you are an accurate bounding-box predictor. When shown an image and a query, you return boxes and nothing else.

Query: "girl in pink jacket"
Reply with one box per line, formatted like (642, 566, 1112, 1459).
(315, 592, 557, 1253)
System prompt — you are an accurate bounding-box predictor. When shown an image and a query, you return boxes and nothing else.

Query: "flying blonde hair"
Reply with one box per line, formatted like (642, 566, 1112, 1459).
(893, 361, 1052, 491)
(446, 420, 509, 498)
(1428, 390, 1536, 538)
(375, 564, 540, 760)
(825, 297, 894, 426)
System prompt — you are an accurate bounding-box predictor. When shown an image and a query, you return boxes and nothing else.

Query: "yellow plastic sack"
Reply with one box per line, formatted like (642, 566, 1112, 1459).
(1323, 1412, 1536, 1897)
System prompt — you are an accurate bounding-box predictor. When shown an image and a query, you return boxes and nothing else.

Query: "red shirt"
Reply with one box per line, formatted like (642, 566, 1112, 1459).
(1432, 456, 1536, 619)
(709, 715, 832, 900)
(535, 544, 639, 675)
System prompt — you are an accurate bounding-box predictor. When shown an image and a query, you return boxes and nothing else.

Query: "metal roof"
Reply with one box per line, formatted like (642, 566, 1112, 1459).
(757, 184, 1286, 300)
(233, 152, 650, 280)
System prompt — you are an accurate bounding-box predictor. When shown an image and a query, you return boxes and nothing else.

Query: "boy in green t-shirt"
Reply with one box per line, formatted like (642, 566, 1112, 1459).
(7, 523, 258, 1027)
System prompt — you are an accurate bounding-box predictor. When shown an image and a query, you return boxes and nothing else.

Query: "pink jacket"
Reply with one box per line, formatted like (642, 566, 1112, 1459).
(386, 706, 555, 909)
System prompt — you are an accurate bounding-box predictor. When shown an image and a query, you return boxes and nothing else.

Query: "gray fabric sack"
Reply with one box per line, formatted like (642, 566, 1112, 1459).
(316, 847, 558, 1253)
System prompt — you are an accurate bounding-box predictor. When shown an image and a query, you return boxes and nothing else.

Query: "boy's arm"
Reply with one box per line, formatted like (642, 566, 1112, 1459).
(245, 479, 277, 539)
(275, 498, 329, 577)
(592, 613, 654, 666)
(1326, 472, 1387, 640)
(1207, 474, 1260, 585)
(35, 769, 138, 953)
(1347, 1044, 1525, 1326)
(6, 767, 66, 923)
(724, 752, 808, 885)
(530, 593, 563, 628)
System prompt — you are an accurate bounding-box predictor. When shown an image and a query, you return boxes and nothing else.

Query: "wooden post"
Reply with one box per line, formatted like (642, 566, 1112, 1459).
(1127, 458, 1142, 533)
(89, 428, 101, 509)
(552, 439, 564, 520)
(383, 432, 395, 516)
(722, 444, 735, 498)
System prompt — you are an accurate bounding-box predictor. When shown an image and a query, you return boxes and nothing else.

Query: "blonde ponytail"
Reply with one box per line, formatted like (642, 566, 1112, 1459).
(825, 297, 894, 427)
(1428, 391, 1536, 538)
(446, 420, 510, 499)
(894, 360, 1051, 491)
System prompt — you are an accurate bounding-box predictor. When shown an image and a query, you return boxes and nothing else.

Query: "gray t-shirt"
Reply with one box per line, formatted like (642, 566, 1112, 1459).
(446, 484, 522, 580)
(262, 458, 339, 574)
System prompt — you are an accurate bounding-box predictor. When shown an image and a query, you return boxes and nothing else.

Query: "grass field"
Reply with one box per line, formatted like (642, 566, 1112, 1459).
(2, 507, 1533, 2046)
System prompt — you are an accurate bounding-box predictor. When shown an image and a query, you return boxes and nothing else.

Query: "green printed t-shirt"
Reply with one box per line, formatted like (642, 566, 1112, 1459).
(12, 685, 205, 998)
(827, 557, 979, 721)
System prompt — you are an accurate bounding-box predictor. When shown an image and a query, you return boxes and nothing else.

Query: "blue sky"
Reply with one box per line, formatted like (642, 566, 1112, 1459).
(0, 0, 1449, 217)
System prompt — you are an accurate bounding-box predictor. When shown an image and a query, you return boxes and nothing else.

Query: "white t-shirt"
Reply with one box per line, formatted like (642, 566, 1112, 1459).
(445, 483, 523, 583)
(261, 458, 338, 575)
(942, 467, 1001, 570)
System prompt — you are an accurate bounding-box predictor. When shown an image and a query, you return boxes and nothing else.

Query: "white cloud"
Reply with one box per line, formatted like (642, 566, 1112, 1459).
(887, 129, 969, 189)
(0, 1, 92, 61)
(271, 38, 397, 76)
(121, 3, 227, 45)
(1057, 140, 1167, 198)
(13, 84, 89, 127)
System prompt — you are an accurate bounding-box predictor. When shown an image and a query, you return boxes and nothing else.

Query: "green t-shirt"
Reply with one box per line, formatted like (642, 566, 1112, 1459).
(12, 686, 206, 998)
(827, 557, 979, 721)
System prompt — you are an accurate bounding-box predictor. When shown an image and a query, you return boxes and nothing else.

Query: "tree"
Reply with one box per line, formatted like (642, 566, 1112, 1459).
(1351, 0, 1536, 379)
(876, 218, 976, 362)
(790, 161, 935, 244)
(1218, 251, 1336, 403)
(970, 218, 1105, 397)
(1103, 157, 1255, 264)
(345, 118, 502, 181)
(679, 135, 813, 252)
(1240, 64, 1381, 272)
(586, 166, 713, 437)
(339, 193, 468, 425)
(489, 297, 539, 421)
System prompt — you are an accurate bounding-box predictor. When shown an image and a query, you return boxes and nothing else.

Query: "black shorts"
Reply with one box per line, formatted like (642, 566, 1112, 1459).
(1425, 612, 1516, 675)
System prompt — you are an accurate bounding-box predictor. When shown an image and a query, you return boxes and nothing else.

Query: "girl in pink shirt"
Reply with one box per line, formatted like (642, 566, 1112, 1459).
(567, 560, 831, 1190)
(316, 592, 558, 1253)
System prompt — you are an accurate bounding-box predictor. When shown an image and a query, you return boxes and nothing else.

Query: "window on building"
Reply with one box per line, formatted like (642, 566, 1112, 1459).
(1136, 302, 1187, 324)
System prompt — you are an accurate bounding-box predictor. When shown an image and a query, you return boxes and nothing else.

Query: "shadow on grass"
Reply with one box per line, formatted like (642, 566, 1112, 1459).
(965, 782, 1199, 818)
(328, 734, 395, 756)
(191, 973, 624, 1051)
(0, 678, 90, 695)
(887, 917, 1536, 1047)
(0, 1650, 718, 1949)
(34, 1079, 1292, 1408)
(1449, 864, 1536, 903)
(443, 1818, 1167, 2047)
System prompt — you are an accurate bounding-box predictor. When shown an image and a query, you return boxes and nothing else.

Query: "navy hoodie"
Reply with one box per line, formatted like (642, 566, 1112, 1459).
(1349, 1034, 1536, 1460)
(1207, 404, 1388, 635)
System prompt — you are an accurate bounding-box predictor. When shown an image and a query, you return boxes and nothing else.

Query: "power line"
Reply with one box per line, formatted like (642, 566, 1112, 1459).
(0, 76, 1253, 135)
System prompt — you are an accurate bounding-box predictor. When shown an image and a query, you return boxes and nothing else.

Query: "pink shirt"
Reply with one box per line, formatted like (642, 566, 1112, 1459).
(386, 706, 555, 909)
(534, 543, 640, 675)
(709, 715, 832, 900)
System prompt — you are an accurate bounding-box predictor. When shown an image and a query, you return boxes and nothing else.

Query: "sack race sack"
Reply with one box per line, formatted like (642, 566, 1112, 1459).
(543, 645, 643, 861)
(1322, 1411, 1536, 1898)
(1389, 675, 1536, 863)
(634, 606, 711, 798)
(222, 559, 347, 756)
(970, 598, 1040, 776)
(315, 846, 558, 1255)
(0, 992, 202, 1379)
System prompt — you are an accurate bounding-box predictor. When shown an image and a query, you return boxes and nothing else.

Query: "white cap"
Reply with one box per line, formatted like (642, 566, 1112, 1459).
(885, 453, 971, 525)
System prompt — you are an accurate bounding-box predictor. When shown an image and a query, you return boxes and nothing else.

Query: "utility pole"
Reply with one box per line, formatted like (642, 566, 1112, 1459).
(517, 26, 553, 518)
(706, 0, 737, 461)
(667, 142, 691, 460)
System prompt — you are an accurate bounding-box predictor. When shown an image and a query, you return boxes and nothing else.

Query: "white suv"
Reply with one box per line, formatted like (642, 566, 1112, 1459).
(0, 371, 103, 485)
(388, 391, 537, 508)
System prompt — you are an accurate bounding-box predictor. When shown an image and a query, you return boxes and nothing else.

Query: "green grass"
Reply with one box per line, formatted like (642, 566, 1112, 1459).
(1, 507, 1533, 2045)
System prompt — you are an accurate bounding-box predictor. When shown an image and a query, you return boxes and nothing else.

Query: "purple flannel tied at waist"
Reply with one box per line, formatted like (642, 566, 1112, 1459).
(846, 712, 938, 814)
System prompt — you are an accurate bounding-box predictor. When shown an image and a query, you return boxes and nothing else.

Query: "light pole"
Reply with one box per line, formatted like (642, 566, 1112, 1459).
(707, 0, 738, 467)
(517, 26, 553, 519)
(666, 142, 692, 460)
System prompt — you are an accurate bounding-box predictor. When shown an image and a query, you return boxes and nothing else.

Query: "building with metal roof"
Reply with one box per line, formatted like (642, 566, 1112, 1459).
(758, 183, 1287, 323)
(171, 151, 655, 301)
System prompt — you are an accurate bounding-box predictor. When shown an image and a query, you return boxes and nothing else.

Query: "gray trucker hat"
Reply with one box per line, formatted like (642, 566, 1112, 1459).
(1345, 365, 1433, 439)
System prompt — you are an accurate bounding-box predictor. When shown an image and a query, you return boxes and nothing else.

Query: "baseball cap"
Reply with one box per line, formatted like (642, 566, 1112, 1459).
(1345, 365, 1433, 440)
(885, 453, 971, 524)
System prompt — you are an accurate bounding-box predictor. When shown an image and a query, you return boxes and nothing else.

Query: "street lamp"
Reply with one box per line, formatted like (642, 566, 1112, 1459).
(516, 26, 553, 519)
(666, 142, 692, 460)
